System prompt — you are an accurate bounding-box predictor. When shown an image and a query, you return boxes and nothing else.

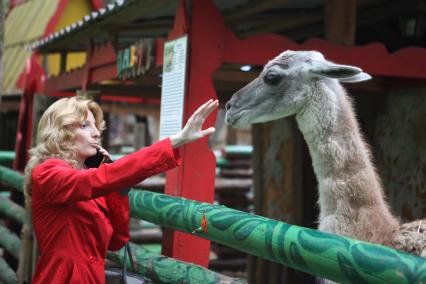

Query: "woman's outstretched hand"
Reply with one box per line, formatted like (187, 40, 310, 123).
(170, 99, 219, 148)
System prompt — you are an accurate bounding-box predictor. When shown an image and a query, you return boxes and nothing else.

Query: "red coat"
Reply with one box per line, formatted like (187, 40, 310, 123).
(31, 138, 181, 283)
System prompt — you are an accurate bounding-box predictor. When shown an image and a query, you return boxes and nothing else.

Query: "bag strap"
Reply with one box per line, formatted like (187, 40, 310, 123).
(121, 243, 128, 284)
(126, 243, 136, 272)
(121, 243, 136, 283)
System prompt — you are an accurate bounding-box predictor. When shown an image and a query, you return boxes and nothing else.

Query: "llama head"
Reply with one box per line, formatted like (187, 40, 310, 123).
(225, 50, 371, 128)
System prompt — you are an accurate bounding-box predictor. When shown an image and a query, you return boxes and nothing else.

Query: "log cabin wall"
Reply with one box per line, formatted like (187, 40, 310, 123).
(366, 89, 426, 220)
(250, 119, 318, 283)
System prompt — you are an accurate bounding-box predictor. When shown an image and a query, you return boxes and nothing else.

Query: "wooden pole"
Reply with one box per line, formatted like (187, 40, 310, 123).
(325, 0, 357, 46)
(251, 119, 305, 283)
(161, 0, 219, 267)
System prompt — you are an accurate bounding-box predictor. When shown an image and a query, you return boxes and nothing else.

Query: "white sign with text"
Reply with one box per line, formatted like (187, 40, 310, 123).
(159, 35, 188, 140)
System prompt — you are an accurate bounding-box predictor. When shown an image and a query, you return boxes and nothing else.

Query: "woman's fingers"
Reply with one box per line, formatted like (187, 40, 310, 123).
(199, 99, 217, 116)
(186, 99, 218, 129)
(192, 99, 213, 118)
(201, 100, 218, 119)
(193, 99, 218, 123)
(95, 145, 112, 161)
(175, 99, 218, 146)
(200, 127, 216, 137)
(197, 99, 218, 119)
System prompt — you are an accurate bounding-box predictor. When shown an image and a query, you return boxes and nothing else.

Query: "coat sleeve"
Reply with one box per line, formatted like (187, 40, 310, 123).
(32, 138, 181, 205)
(105, 192, 130, 251)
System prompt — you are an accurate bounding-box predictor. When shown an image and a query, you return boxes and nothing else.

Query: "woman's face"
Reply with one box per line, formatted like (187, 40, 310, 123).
(73, 111, 101, 163)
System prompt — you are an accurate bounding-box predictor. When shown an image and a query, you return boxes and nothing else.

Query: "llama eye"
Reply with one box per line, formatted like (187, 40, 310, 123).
(263, 72, 282, 85)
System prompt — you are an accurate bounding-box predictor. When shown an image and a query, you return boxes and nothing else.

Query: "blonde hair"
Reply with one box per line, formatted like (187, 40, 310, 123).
(24, 96, 105, 203)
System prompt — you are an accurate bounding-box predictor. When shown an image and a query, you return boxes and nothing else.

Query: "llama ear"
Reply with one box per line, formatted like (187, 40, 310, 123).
(338, 72, 372, 83)
(310, 61, 362, 79)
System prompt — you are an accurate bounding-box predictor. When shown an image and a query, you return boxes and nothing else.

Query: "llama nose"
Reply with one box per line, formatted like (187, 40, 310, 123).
(225, 114, 234, 125)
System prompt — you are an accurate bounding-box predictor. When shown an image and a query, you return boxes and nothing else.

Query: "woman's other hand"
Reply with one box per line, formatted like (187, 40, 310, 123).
(170, 99, 219, 148)
(92, 144, 113, 162)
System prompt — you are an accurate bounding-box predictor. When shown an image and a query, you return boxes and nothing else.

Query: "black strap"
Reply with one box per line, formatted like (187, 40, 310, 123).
(121, 243, 137, 284)
(122, 243, 128, 284)
(126, 243, 136, 272)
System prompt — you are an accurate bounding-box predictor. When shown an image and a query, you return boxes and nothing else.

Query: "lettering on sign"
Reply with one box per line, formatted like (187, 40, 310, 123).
(116, 39, 155, 79)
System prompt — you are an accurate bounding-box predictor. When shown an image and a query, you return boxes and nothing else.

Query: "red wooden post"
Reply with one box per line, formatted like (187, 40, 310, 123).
(81, 41, 94, 92)
(161, 0, 226, 266)
(13, 57, 44, 171)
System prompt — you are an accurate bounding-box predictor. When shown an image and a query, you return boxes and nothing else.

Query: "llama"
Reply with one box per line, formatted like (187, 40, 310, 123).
(224, 50, 426, 258)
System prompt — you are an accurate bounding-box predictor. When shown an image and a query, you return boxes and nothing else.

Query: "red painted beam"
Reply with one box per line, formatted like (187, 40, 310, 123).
(90, 63, 117, 84)
(223, 32, 426, 79)
(44, 61, 117, 93)
(45, 67, 85, 92)
(90, 42, 117, 67)
(44, 42, 117, 93)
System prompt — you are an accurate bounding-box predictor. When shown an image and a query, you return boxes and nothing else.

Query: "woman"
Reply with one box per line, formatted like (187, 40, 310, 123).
(24, 96, 218, 283)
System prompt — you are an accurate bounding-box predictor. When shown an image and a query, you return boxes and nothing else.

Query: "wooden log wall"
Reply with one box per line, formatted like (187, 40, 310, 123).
(249, 118, 314, 283)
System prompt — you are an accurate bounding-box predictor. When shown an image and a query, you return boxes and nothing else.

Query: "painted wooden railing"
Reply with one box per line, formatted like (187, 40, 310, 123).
(128, 190, 426, 284)
(107, 243, 246, 283)
(1, 165, 426, 283)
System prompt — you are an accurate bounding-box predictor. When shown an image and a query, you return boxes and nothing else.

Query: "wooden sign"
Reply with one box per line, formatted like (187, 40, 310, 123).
(116, 39, 155, 79)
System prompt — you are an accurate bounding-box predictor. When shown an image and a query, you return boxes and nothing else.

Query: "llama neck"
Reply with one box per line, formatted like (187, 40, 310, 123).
(295, 81, 388, 217)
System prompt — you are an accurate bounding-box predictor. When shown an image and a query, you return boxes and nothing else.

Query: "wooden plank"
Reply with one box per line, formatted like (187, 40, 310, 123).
(251, 118, 307, 283)
(223, 0, 287, 22)
(236, 13, 322, 38)
(104, 19, 173, 33)
(325, 0, 357, 45)
(45, 67, 85, 92)
(90, 84, 161, 98)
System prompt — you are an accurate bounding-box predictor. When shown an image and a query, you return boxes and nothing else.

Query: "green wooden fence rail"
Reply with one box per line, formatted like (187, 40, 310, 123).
(0, 194, 26, 224)
(0, 224, 21, 259)
(107, 242, 246, 284)
(0, 257, 17, 284)
(128, 190, 426, 284)
(0, 151, 14, 167)
(0, 165, 23, 283)
(0, 165, 23, 192)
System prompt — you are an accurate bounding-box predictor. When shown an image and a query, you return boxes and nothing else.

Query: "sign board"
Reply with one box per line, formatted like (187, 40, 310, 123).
(159, 35, 188, 140)
(116, 39, 155, 79)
